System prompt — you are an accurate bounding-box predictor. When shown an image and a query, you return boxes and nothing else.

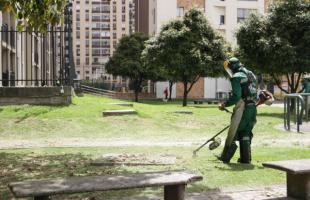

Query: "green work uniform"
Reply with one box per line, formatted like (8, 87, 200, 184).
(220, 68, 257, 164)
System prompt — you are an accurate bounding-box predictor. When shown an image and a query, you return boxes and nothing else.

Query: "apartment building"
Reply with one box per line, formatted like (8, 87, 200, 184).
(72, 0, 135, 82)
(135, 0, 177, 36)
(177, 0, 205, 16)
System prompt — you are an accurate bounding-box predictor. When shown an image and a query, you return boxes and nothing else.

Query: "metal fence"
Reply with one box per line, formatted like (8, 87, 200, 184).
(0, 25, 73, 87)
(284, 94, 306, 132)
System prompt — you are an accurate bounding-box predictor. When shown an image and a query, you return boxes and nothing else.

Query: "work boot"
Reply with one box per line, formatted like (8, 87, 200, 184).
(217, 142, 238, 163)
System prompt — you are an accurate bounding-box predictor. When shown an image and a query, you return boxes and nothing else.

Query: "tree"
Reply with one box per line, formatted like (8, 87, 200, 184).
(0, 0, 68, 32)
(236, 0, 310, 94)
(106, 33, 156, 102)
(144, 9, 227, 106)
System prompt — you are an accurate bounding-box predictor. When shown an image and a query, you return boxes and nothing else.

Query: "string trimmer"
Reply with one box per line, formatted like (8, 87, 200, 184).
(192, 108, 232, 157)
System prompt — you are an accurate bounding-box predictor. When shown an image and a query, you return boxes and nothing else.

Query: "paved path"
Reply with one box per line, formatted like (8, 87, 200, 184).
(102, 185, 295, 200)
(0, 137, 309, 149)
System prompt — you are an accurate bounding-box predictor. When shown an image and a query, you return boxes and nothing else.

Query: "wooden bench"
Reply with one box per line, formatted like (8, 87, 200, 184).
(9, 171, 203, 200)
(103, 109, 137, 116)
(263, 159, 310, 200)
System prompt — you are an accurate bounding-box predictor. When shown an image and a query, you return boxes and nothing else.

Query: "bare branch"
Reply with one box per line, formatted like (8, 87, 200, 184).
(271, 73, 289, 94)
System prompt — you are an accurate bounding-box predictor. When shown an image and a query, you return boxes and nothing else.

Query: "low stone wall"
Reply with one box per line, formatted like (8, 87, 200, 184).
(0, 86, 72, 105)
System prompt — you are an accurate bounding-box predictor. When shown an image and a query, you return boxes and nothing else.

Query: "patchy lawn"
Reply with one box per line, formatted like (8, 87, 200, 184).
(0, 94, 309, 199)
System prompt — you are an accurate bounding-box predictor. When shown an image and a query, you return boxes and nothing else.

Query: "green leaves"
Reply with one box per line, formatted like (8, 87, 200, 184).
(0, 0, 68, 32)
(144, 8, 228, 105)
(144, 8, 227, 83)
(236, 0, 310, 93)
(106, 33, 154, 102)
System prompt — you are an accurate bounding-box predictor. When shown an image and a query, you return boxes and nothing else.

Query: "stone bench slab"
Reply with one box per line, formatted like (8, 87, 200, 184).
(263, 159, 310, 200)
(109, 103, 134, 107)
(174, 111, 193, 114)
(263, 159, 310, 174)
(9, 171, 202, 198)
(103, 110, 137, 116)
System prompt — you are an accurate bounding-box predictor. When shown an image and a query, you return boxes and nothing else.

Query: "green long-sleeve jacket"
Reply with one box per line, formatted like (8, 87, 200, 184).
(224, 72, 247, 107)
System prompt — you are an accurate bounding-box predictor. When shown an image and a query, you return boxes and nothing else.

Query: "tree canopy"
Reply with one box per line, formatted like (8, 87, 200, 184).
(106, 32, 155, 102)
(236, 0, 310, 93)
(0, 0, 68, 32)
(144, 9, 227, 106)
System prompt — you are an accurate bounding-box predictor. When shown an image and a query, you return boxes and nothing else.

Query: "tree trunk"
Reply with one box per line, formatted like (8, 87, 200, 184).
(133, 78, 142, 102)
(134, 88, 139, 102)
(182, 82, 188, 107)
(169, 81, 174, 101)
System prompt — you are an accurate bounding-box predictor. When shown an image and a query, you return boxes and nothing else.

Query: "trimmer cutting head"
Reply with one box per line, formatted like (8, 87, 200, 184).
(208, 137, 222, 150)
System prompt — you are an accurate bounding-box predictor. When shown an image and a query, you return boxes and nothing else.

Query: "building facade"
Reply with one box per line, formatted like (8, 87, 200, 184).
(135, 0, 177, 36)
(0, 2, 74, 88)
(72, 0, 135, 82)
(205, 0, 265, 44)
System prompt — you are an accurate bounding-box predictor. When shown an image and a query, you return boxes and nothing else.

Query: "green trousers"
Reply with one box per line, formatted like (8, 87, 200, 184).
(220, 104, 257, 164)
(236, 104, 257, 140)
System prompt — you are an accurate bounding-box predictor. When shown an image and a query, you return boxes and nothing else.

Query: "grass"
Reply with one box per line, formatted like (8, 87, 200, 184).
(0, 94, 309, 199)
(0, 94, 287, 141)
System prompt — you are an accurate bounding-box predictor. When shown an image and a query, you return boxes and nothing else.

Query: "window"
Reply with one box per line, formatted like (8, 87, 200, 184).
(177, 7, 184, 17)
(76, 49, 80, 56)
(76, 31, 80, 39)
(85, 10, 89, 21)
(220, 15, 225, 25)
(76, 22, 80, 30)
(237, 8, 257, 23)
(86, 57, 89, 65)
(122, 14, 126, 22)
(76, 13, 80, 21)
(76, 58, 80, 65)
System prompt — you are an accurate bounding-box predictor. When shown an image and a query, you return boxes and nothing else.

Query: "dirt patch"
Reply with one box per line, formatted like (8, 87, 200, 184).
(91, 153, 176, 166)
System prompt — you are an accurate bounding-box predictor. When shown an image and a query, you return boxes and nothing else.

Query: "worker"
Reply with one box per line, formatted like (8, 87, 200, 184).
(218, 57, 258, 164)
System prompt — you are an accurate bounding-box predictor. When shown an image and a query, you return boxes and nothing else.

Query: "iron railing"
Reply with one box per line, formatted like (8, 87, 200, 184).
(0, 27, 73, 87)
(284, 94, 305, 132)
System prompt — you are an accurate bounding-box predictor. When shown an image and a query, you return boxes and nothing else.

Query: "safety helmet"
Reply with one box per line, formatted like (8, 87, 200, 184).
(223, 57, 241, 77)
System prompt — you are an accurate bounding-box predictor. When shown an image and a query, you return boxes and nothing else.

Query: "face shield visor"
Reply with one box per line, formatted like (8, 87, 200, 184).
(224, 60, 233, 78)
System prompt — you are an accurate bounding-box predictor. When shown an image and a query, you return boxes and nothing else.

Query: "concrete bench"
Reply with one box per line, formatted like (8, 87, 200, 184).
(103, 109, 137, 116)
(263, 159, 310, 200)
(193, 100, 203, 105)
(9, 171, 203, 200)
(174, 110, 193, 114)
(109, 103, 134, 107)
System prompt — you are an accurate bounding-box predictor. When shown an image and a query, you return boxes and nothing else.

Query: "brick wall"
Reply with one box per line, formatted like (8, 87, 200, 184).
(177, 0, 205, 10)
(176, 78, 204, 99)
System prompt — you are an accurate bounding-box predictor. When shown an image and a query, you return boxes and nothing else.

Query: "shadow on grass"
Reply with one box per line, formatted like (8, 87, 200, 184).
(14, 105, 68, 123)
(257, 112, 283, 119)
(0, 152, 146, 200)
(214, 163, 256, 171)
